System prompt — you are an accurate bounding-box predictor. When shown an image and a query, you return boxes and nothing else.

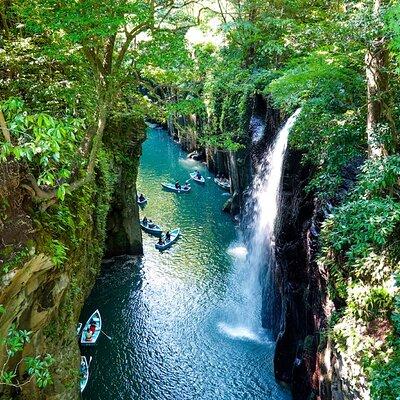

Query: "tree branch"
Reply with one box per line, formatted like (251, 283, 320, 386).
(103, 34, 116, 75)
(115, 23, 149, 70)
(82, 46, 107, 77)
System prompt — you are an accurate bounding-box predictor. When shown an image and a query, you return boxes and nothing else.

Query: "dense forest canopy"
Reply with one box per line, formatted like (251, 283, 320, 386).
(0, 0, 399, 399)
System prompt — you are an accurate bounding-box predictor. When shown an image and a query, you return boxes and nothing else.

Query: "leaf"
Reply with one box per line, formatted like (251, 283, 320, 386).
(56, 185, 66, 201)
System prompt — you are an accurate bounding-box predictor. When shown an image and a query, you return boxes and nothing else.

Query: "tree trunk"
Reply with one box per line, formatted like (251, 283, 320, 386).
(0, 0, 10, 38)
(0, 109, 11, 142)
(365, 0, 389, 158)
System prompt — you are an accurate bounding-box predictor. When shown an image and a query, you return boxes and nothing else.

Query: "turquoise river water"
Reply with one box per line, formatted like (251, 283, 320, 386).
(80, 127, 290, 400)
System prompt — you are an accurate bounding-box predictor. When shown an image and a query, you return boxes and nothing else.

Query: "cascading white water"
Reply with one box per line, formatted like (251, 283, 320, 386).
(220, 109, 301, 342)
(248, 109, 301, 331)
(250, 115, 266, 143)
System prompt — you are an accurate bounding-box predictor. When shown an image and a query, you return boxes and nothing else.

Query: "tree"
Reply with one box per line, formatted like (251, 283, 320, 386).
(6, 0, 198, 208)
(365, 0, 392, 157)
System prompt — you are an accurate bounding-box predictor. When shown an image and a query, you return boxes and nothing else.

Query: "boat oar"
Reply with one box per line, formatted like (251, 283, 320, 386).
(101, 330, 112, 340)
(88, 356, 93, 366)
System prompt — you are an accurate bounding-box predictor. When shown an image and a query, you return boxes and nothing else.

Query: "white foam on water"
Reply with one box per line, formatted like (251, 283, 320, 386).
(218, 322, 272, 344)
(227, 245, 248, 259)
(178, 158, 199, 169)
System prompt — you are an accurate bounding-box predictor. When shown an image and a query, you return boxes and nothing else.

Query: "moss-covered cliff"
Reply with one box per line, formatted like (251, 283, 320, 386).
(0, 118, 144, 399)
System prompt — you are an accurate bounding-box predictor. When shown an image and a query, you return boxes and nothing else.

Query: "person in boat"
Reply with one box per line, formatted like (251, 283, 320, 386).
(85, 328, 93, 341)
(89, 321, 96, 335)
(175, 181, 181, 189)
(143, 216, 148, 225)
(148, 219, 155, 228)
(196, 170, 202, 179)
(138, 193, 145, 202)
(183, 181, 190, 190)
(165, 231, 171, 241)
(157, 237, 165, 246)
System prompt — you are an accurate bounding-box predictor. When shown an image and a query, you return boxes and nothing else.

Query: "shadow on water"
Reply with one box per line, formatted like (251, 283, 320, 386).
(80, 127, 290, 400)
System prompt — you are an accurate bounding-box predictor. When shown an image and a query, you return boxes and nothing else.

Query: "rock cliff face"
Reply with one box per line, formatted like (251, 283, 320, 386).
(104, 118, 145, 257)
(0, 120, 144, 399)
(272, 141, 363, 399)
(272, 148, 324, 399)
(105, 167, 143, 257)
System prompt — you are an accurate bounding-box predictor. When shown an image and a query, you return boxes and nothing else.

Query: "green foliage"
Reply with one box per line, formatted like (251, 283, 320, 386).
(0, 97, 84, 188)
(323, 198, 400, 277)
(266, 52, 367, 196)
(366, 281, 400, 400)
(0, 320, 54, 389)
(25, 355, 54, 388)
(1, 246, 31, 275)
(268, 54, 364, 112)
(320, 154, 400, 294)
(166, 98, 206, 118)
(16, 0, 152, 45)
(348, 286, 393, 322)
(319, 151, 400, 399)
(200, 66, 256, 150)
(47, 239, 68, 267)
(354, 155, 400, 199)
(1, 0, 399, 398)
(3, 325, 31, 357)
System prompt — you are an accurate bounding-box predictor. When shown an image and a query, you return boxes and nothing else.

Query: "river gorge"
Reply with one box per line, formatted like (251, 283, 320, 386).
(80, 125, 290, 400)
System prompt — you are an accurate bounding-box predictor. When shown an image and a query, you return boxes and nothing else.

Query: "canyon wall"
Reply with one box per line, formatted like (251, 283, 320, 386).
(0, 120, 144, 399)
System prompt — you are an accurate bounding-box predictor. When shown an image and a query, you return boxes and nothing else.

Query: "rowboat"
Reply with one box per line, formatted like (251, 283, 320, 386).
(76, 322, 82, 336)
(214, 177, 231, 191)
(190, 172, 205, 184)
(80, 356, 89, 392)
(140, 219, 162, 236)
(155, 228, 180, 251)
(161, 183, 191, 193)
(80, 309, 102, 345)
(137, 196, 147, 205)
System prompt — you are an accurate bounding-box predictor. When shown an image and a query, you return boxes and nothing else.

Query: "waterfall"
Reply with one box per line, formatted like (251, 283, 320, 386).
(220, 109, 301, 342)
(250, 115, 266, 143)
(251, 109, 301, 332)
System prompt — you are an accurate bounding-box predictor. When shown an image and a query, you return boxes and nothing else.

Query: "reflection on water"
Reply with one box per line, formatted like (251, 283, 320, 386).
(80, 127, 290, 400)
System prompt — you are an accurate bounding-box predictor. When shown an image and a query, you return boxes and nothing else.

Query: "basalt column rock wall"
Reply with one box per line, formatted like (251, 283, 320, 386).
(104, 117, 145, 257)
(272, 146, 363, 399)
(0, 159, 116, 400)
(272, 148, 324, 399)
